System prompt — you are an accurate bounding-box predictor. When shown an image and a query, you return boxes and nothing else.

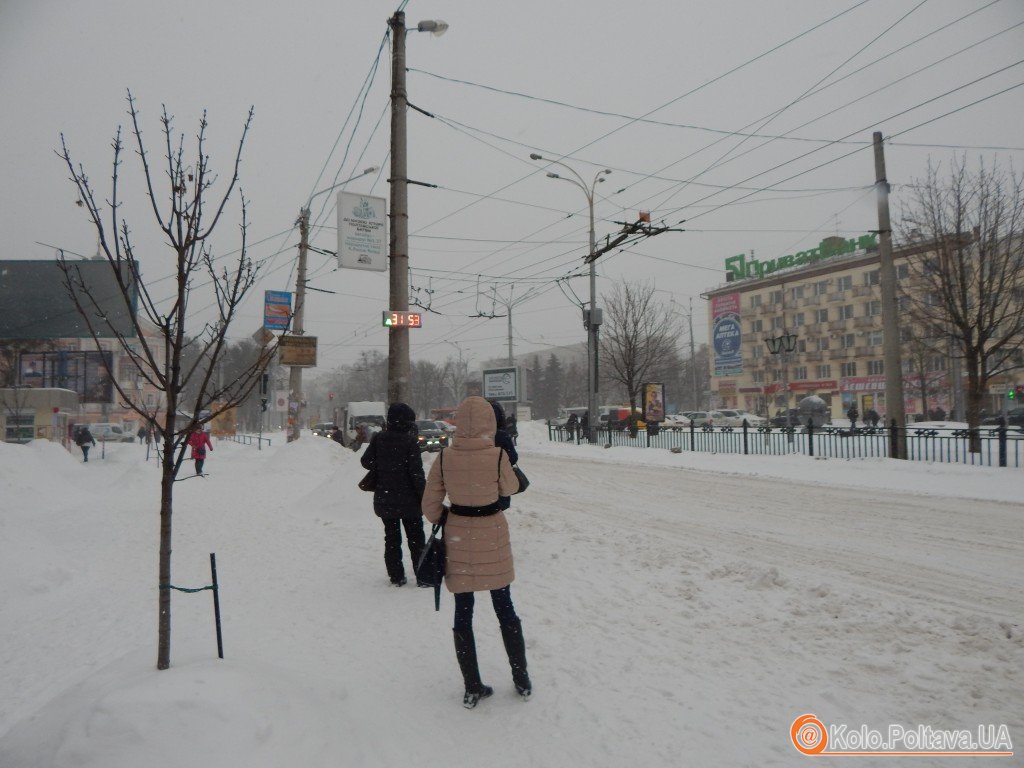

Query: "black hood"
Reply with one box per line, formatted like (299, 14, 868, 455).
(387, 402, 416, 430)
(489, 399, 506, 430)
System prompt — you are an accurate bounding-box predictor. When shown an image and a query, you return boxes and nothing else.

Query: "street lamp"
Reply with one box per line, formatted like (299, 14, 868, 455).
(387, 11, 448, 406)
(530, 153, 610, 444)
(765, 330, 798, 443)
(286, 166, 379, 441)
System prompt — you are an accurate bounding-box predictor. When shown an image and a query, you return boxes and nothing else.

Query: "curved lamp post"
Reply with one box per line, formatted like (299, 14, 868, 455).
(529, 153, 610, 444)
(766, 330, 798, 444)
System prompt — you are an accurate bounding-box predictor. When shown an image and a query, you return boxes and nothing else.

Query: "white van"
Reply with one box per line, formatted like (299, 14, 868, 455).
(90, 423, 134, 442)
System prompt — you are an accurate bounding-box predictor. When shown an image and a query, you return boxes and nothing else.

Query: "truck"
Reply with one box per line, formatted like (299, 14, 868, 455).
(340, 401, 386, 445)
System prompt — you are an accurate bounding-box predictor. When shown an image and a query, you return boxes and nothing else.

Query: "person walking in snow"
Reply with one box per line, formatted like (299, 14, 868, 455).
(422, 395, 529, 709)
(75, 425, 96, 462)
(360, 403, 426, 587)
(847, 404, 859, 430)
(565, 412, 579, 441)
(187, 427, 213, 475)
(506, 412, 518, 445)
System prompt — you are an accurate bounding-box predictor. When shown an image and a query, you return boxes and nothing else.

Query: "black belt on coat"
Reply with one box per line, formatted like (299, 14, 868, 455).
(449, 500, 502, 517)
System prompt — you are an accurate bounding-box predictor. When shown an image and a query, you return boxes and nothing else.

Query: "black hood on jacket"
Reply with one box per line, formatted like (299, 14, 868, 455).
(387, 402, 416, 431)
(489, 399, 506, 430)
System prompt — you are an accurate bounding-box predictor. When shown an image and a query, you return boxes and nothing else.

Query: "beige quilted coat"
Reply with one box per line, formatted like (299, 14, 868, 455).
(422, 396, 520, 593)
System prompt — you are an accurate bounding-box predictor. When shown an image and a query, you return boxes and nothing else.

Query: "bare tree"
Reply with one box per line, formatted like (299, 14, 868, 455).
(58, 92, 272, 670)
(898, 157, 1024, 449)
(599, 282, 682, 417)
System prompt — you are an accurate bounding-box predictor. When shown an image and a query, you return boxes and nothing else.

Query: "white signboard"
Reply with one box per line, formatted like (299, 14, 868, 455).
(337, 191, 387, 272)
(482, 367, 518, 402)
(272, 390, 289, 413)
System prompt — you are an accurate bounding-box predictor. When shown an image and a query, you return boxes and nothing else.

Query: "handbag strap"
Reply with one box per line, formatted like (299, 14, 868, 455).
(430, 450, 448, 535)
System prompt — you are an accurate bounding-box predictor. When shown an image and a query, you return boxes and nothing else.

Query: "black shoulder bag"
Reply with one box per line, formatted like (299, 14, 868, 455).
(415, 449, 449, 611)
(502, 449, 529, 494)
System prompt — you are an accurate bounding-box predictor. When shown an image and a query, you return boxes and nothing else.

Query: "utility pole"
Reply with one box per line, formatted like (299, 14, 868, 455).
(688, 297, 698, 410)
(387, 10, 410, 405)
(287, 208, 309, 442)
(873, 131, 907, 459)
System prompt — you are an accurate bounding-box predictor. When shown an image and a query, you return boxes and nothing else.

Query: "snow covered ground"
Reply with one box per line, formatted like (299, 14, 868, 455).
(0, 421, 1021, 767)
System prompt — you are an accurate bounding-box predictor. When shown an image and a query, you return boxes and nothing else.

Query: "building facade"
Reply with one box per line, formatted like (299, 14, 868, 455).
(703, 234, 1016, 424)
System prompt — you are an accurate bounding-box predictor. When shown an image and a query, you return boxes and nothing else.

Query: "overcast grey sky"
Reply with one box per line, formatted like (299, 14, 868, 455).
(2, 0, 1022, 375)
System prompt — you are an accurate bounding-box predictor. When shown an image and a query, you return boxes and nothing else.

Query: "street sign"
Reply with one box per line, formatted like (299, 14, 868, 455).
(337, 192, 387, 271)
(278, 335, 317, 367)
(252, 327, 274, 346)
(263, 290, 292, 330)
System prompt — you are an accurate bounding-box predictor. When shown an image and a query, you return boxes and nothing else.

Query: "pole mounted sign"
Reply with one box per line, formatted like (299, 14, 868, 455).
(263, 290, 292, 330)
(278, 335, 317, 367)
(338, 192, 387, 272)
(382, 311, 422, 328)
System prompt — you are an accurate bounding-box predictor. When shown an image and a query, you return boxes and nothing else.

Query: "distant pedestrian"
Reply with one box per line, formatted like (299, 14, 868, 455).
(565, 413, 579, 441)
(864, 408, 880, 428)
(330, 425, 345, 446)
(187, 427, 213, 475)
(137, 425, 147, 444)
(506, 412, 518, 446)
(75, 425, 96, 462)
(580, 411, 589, 440)
(360, 403, 426, 587)
(847, 405, 859, 430)
(352, 423, 368, 452)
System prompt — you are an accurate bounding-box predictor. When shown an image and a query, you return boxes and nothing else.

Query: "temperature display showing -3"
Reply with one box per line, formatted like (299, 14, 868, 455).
(383, 311, 422, 328)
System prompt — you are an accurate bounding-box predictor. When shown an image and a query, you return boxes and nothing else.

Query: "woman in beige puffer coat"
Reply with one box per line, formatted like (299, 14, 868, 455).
(422, 395, 531, 708)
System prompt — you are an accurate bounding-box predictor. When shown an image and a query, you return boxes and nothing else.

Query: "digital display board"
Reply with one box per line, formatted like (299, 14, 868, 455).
(382, 311, 422, 328)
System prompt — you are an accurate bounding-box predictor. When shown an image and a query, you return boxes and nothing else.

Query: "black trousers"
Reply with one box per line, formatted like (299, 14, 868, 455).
(453, 586, 519, 633)
(382, 516, 426, 581)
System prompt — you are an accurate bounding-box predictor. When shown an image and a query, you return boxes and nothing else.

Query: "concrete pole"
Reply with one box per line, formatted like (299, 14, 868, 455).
(688, 297, 698, 410)
(287, 208, 309, 442)
(387, 11, 410, 405)
(587, 198, 599, 444)
(873, 131, 907, 458)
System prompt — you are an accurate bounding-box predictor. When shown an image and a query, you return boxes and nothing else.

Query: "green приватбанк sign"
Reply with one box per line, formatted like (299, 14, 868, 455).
(724, 234, 877, 281)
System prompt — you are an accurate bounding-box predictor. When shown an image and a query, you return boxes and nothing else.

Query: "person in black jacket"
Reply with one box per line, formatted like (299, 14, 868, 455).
(489, 400, 518, 512)
(360, 403, 427, 586)
(74, 425, 96, 462)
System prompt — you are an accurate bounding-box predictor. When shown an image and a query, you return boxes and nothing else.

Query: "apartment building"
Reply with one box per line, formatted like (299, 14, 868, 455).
(703, 234, 967, 423)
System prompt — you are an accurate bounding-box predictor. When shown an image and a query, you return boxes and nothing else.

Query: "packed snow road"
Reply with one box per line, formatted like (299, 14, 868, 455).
(0, 429, 1020, 767)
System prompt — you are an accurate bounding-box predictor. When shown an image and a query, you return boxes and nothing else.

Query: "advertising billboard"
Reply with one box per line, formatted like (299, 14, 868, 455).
(18, 350, 114, 403)
(482, 367, 517, 402)
(337, 192, 387, 272)
(712, 293, 743, 378)
(642, 382, 665, 423)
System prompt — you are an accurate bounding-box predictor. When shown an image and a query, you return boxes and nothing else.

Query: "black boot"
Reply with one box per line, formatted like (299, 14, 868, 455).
(500, 618, 532, 699)
(453, 629, 493, 709)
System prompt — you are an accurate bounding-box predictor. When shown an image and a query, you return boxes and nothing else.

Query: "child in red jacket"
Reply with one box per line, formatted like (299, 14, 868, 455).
(187, 428, 213, 475)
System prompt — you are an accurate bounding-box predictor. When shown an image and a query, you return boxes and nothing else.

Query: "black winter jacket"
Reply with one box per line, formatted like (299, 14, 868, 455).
(360, 427, 426, 519)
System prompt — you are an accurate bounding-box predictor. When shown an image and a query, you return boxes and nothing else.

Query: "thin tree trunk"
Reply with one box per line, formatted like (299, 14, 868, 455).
(157, 444, 174, 669)
(965, 353, 983, 454)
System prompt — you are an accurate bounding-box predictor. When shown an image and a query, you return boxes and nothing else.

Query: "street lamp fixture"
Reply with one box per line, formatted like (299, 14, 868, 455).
(765, 330, 798, 443)
(305, 167, 379, 208)
(415, 20, 449, 36)
(529, 152, 611, 444)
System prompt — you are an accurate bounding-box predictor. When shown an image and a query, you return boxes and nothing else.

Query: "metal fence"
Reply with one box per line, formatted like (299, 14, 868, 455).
(217, 433, 273, 448)
(548, 420, 1022, 469)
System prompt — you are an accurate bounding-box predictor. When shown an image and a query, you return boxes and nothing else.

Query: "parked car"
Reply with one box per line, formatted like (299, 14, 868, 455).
(769, 409, 802, 428)
(90, 422, 134, 442)
(717, 409, 766, 427)
(686, 411, 722, 427)
(981, 408, 1024, 428)
(415, 420, 449, 452)
(311, 422, 336, 437)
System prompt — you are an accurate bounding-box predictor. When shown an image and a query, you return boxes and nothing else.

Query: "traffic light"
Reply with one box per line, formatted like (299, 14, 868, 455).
(1011, 384, 1024, 400)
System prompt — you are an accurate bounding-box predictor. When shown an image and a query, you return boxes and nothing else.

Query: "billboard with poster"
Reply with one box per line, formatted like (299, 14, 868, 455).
(642, 382, 665, 423)
(337, 192, 387, 272)
(712, 293, 743, 377)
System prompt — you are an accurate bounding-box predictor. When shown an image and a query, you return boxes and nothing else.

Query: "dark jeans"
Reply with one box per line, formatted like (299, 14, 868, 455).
(453, 586, 519, 633)
(382, 516, 426, 581)
(81, 445, 90, 462)
(195, 458, 205, 475)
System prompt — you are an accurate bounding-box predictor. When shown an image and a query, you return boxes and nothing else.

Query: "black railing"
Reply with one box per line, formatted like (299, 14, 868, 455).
(546, 420, 1020, 469)
(217, 433, 273, 448)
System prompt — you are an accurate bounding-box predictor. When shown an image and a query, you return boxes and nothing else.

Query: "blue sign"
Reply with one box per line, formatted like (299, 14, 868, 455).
(264, 290, 292, 330)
